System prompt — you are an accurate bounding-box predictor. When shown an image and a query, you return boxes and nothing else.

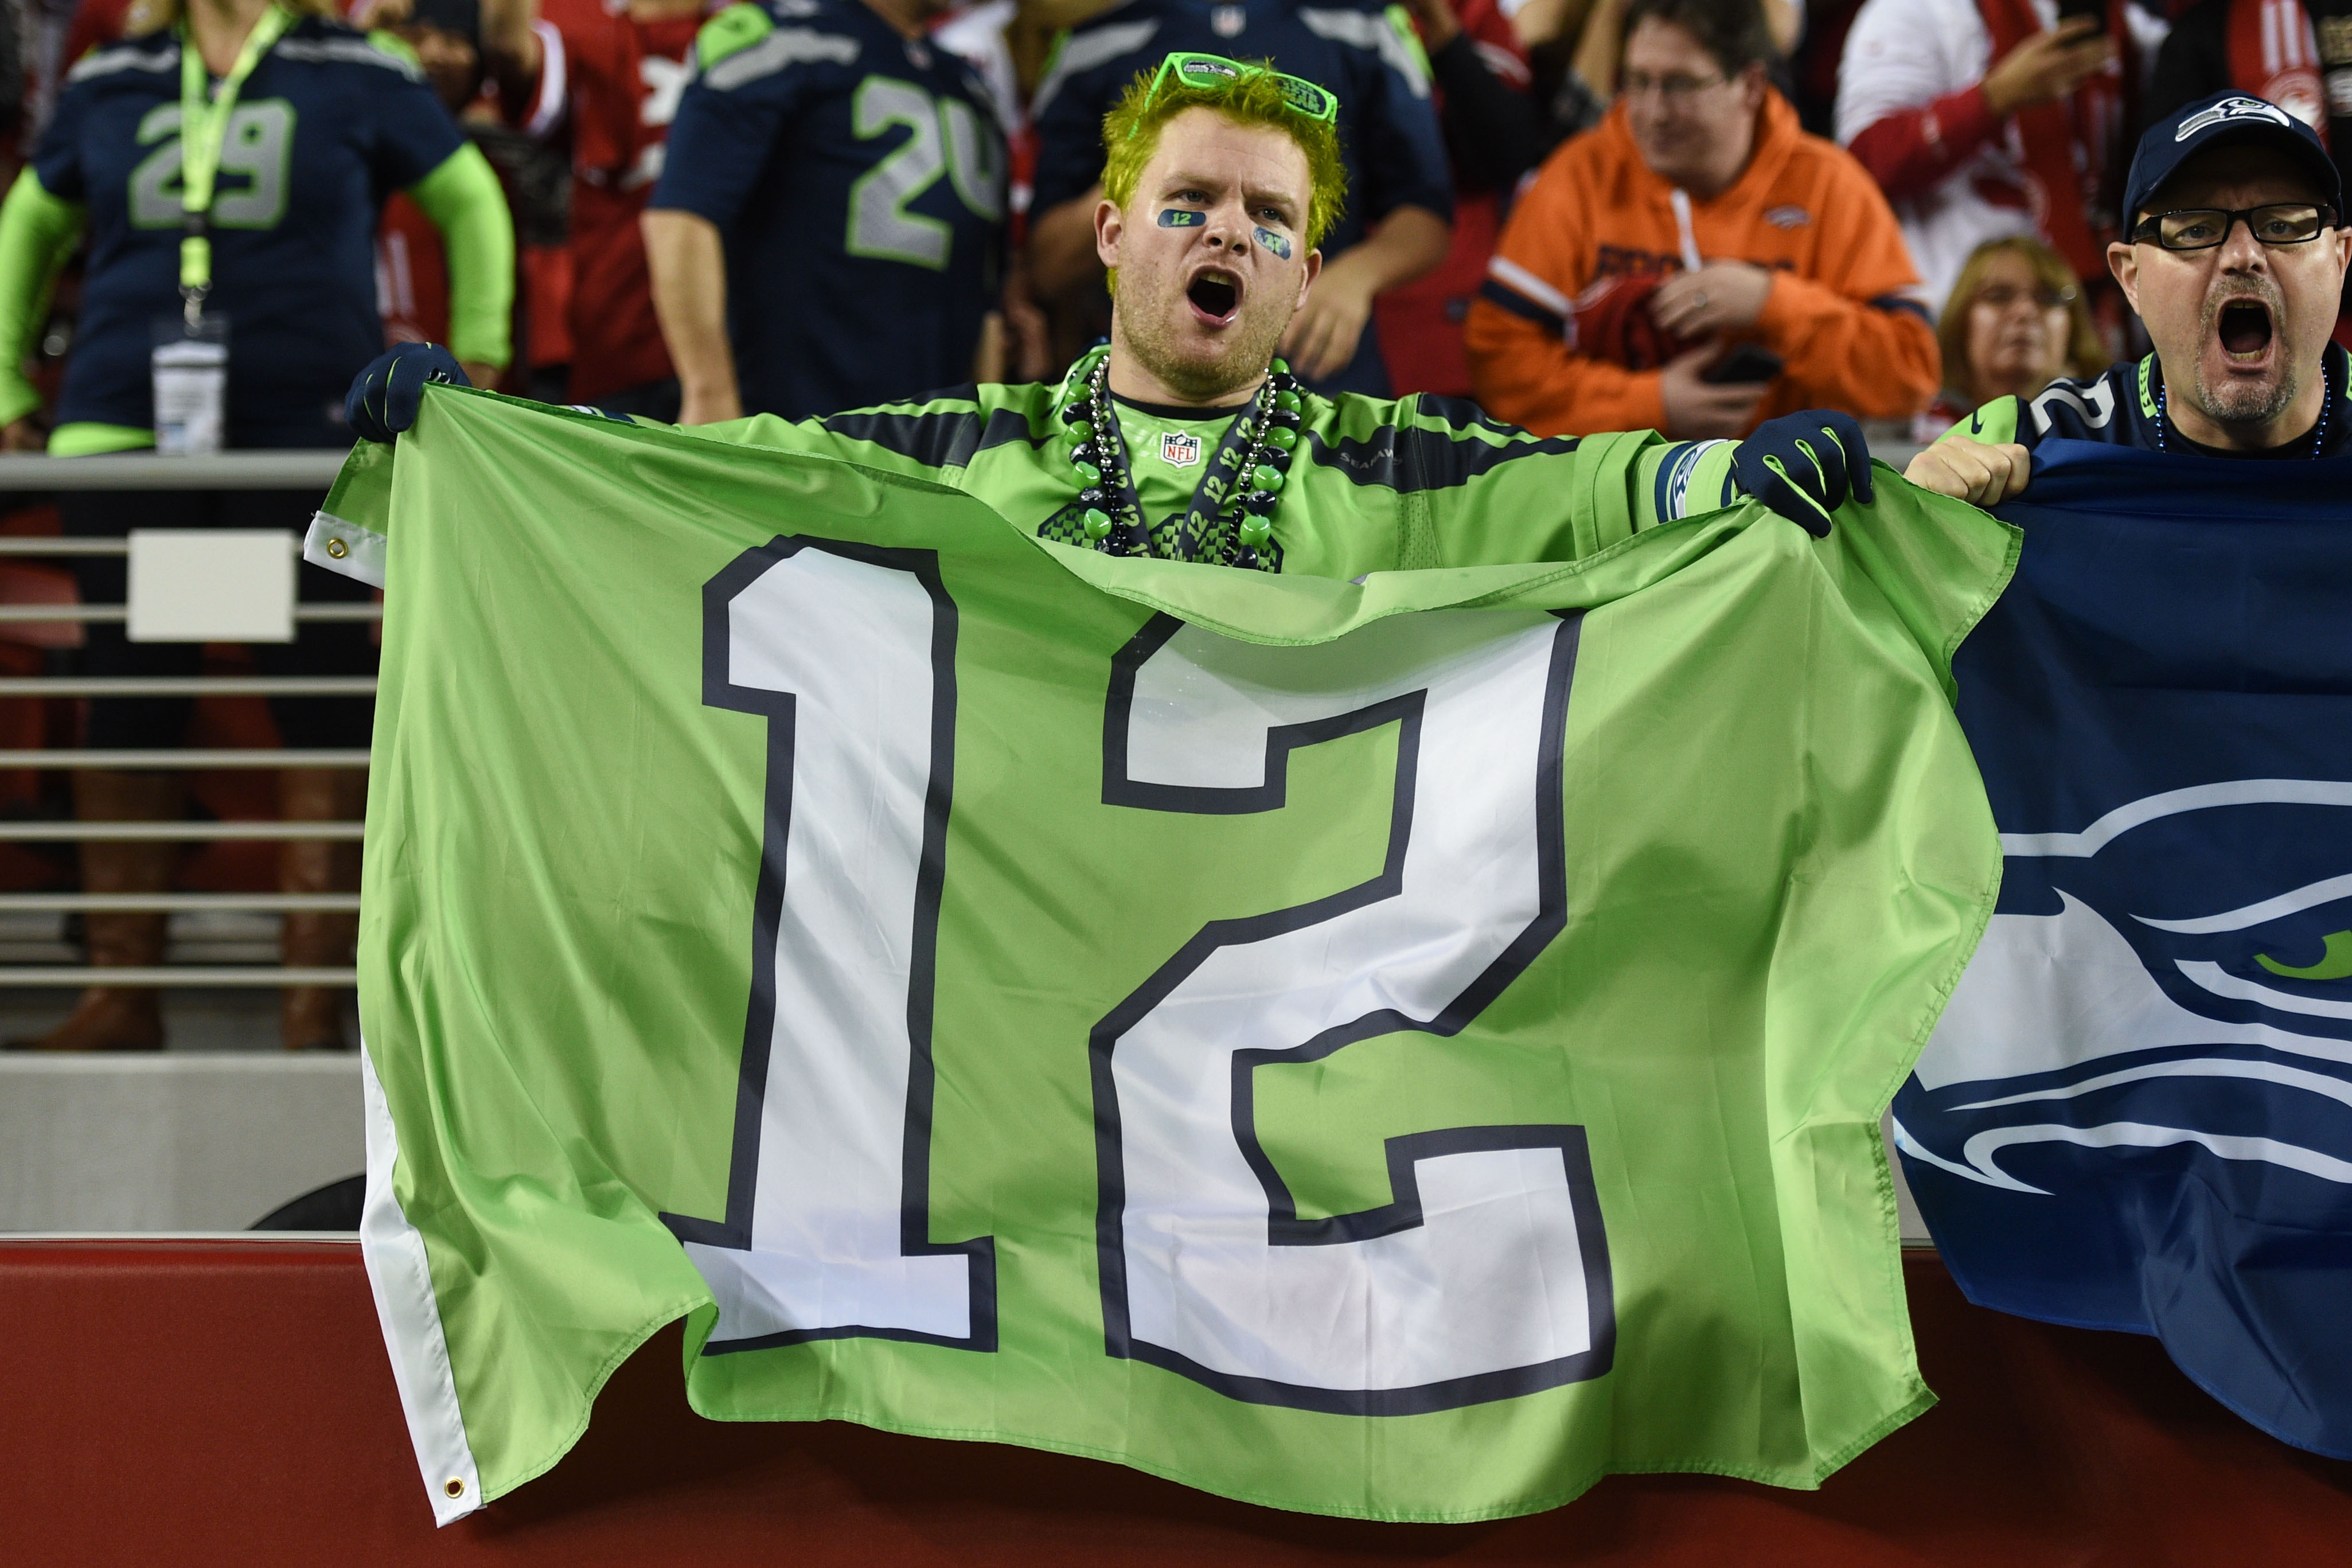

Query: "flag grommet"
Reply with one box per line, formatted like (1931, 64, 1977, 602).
(443, 1478, 466, 1499)
(326, 536, 349, 559)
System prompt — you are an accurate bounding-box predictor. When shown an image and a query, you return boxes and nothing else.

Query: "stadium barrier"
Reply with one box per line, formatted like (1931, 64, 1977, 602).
(0, 450, 361, 989)
(3, 1242, 2346, 1563)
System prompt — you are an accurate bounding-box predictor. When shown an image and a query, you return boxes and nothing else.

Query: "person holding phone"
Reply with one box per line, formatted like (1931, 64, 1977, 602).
(1466, 0, 1938, 439)
(1834, 0, 2139, 317)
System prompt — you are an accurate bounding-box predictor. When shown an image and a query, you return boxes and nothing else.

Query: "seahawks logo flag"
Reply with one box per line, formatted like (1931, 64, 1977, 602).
(1893, 440, 2352, 1459)
(345, 392, 2011, 1524)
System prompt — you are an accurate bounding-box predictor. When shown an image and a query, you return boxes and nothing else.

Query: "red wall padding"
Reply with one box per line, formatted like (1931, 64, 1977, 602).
(5, 1240, 2349, 1566)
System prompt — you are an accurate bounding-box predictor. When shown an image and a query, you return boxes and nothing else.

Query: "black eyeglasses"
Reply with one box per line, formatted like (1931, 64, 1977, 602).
(2130, 203, 2339, 251)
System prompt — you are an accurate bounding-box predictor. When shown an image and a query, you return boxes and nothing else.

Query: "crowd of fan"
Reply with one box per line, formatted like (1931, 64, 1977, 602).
(9, 0, 2346, 442)
(0, 0, 2348, 1051)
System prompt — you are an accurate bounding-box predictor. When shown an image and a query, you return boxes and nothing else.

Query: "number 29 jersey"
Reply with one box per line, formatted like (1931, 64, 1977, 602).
(34, 18, 466, 446)
(649, 0, 1007, 422)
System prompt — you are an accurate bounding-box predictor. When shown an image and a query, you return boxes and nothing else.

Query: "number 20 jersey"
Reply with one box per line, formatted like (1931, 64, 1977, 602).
(649, 0, 1007, 422)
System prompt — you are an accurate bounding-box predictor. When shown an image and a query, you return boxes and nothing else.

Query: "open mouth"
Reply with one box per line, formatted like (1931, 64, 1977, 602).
(2217, 298, 2274, 360)
(1187, 270, 1241, 325)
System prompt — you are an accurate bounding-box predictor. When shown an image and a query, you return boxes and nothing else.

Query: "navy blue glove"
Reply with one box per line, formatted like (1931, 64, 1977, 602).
(345, 343, 469, 443)
(1729, 409, 1872, 538)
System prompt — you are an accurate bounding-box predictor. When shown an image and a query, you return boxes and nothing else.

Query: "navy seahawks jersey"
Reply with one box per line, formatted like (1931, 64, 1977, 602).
(34, 19, 465, 447)
(1947, 344, 2352, 458)
(649, 0, 1006, 422)
(1028, 0, 1453, 393)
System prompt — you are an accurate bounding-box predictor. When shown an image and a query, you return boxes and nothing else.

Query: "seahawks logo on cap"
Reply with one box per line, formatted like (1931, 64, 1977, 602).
(2175, 95, 2294, 140)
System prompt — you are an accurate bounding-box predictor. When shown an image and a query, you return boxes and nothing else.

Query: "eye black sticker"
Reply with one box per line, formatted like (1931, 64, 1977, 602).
(1254, 227, 1292, 260)
(1160, 209, 1206, 228)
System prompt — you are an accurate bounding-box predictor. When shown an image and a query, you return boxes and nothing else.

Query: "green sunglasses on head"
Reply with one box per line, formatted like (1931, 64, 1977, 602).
(1132, 52, 1340, 136)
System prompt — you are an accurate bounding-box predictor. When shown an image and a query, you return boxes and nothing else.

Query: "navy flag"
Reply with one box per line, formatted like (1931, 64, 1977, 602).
(1894, 441, 2352, 1458)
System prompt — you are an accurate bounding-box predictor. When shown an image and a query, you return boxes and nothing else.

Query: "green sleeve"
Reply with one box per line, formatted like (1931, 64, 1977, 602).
(664, 409, 959, 487)
(678, 412, 847, 456)
(405, 143, 514, 371)
(1937, 396, 2020, 445)
(672, 385, 1044, 489)
(1276, 397, 1753, 578)
(1417, 424, 1741, 570)
(0, 170, 86, 428)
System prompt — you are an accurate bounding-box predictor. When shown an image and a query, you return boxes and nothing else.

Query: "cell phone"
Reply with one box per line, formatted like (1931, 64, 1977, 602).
(1699, 344, 1785, 385)
(2055, 0, 2106, 35)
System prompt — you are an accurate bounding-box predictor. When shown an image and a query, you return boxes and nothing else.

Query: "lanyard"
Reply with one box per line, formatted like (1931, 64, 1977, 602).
(1098, 396, 1263, 561)
(177, 2, 294, 316)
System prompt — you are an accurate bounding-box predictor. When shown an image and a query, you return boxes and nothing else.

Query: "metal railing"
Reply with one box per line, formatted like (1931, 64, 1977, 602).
(0, 450, 368, 990)
(0, 893, 358, 911)
(0, 436, 1944, 998)
(0, 451, 347, 490)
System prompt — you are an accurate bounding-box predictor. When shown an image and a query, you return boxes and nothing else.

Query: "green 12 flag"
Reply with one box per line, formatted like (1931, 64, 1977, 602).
(336, 391, 2014, 1525)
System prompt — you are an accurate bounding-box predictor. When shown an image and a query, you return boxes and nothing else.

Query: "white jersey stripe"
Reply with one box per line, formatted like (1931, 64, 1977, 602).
(1485, 255, 1572, 319)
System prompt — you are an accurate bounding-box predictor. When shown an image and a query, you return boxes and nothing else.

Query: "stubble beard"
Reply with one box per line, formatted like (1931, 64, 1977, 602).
(2189, 279, 2298, 429)
(1114, 268, 1291, 404)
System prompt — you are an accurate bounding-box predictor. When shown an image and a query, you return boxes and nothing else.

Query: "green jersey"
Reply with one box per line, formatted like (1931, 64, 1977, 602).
(1111, 396, 1245, 540)
(307, 368, 1744, 587)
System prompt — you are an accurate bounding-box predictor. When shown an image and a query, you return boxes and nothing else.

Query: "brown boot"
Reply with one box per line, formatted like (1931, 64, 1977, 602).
(280, 767, 364, 1051)
(5, 770, 180, 1051)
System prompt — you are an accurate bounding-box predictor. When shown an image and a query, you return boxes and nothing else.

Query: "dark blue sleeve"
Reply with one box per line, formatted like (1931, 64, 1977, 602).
(32, 80, 91, 202)
(1343, 19, 1452, 225)
(1030, 57, 1120, 217)
(364, 48, 469, 189)
(648, 53, 808, 229)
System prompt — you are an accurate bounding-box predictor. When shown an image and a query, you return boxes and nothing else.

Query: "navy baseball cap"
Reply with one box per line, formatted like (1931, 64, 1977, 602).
(2121, 92, 2343, 232)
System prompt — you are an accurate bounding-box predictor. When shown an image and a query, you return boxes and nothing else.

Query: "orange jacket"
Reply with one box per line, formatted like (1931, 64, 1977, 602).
(1466, 92, 1939, 437)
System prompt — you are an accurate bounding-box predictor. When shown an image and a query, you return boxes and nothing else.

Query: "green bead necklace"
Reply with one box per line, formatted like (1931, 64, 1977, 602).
(1046, 349, 1304, 571)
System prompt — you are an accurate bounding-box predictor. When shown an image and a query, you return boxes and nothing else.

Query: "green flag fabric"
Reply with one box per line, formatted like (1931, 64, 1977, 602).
(351, 389, 2015, 1526)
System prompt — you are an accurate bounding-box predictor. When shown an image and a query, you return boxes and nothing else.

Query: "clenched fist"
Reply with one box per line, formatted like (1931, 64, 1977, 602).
(1903, 435, 2032, 506)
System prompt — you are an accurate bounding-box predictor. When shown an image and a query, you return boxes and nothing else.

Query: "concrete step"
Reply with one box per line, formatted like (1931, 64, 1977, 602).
(0, 1053, 361, 1231)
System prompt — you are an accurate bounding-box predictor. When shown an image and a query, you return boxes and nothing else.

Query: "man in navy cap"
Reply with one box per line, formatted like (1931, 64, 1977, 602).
(1906, 91, 2352, 503)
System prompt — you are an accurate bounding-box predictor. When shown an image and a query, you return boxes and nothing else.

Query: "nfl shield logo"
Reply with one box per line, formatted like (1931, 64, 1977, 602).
(1160, 432, 1202, 467)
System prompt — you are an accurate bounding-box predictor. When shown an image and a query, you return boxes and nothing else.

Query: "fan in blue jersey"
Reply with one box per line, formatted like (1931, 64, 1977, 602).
(643, 0, 1007, 425)
(0, 0, 513, 1054)
(1889, 93, 2352, 1463)
(1908, 91, 2352, 498)
(0, 1, 512, 451)
(1024, 0, 1454, 397)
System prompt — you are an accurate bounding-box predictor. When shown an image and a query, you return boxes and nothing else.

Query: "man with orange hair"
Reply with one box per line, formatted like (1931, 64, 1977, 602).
(346, 49, 1875, 578)
(1466, 0, 1938, 440)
